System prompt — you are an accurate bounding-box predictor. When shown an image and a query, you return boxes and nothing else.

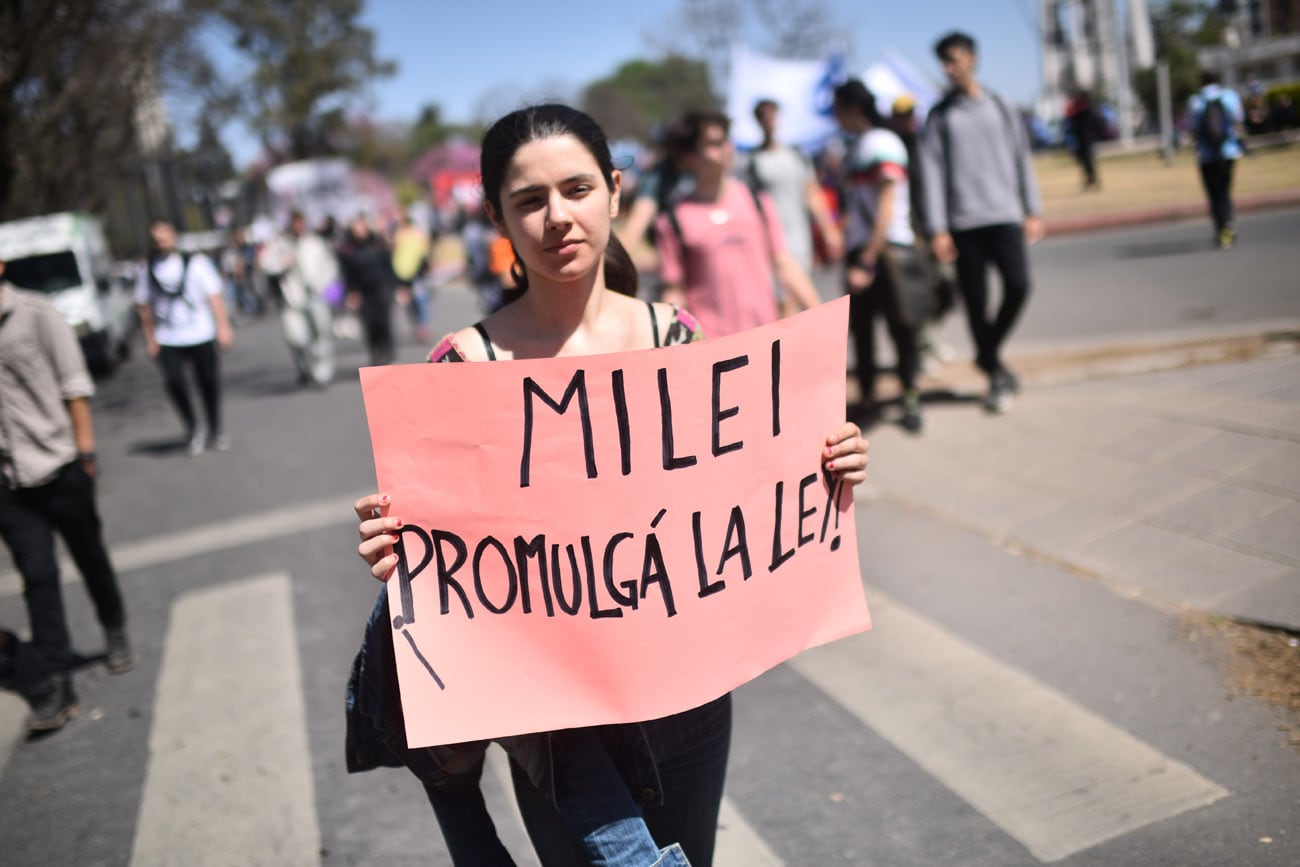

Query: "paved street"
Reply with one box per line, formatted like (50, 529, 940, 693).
(0, 210, 1298, 866)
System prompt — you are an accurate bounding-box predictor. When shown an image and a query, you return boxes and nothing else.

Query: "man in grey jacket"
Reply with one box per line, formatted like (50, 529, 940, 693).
(920, 31, 1044, 413)
(0, 258, 135, 733)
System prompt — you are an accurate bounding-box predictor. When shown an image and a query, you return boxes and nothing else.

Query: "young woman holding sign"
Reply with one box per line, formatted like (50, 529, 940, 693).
(349, 104, 870, 866)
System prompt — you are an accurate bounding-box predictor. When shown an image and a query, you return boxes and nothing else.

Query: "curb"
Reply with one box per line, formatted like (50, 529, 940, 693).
(1044, 189, 1300, 237)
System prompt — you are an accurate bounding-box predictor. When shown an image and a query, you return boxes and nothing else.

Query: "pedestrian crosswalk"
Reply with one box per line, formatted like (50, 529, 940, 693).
(0, 494, 1236, 865)
(130, 573, 319, 867)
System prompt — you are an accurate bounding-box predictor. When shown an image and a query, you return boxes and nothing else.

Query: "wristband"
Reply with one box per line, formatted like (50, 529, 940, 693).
(77, 451, 96, 462)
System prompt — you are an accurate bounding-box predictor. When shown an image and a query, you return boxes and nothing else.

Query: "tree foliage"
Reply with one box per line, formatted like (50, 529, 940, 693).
(1134, 1, 1223, 120)
(649, 0, 846, 89)
(0, 0, 225, 221)
(581, 56, 716, 144)
(204, 0, 396, 161)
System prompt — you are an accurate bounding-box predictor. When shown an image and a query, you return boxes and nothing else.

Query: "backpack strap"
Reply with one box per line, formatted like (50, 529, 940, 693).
(147, 252, 194, 306)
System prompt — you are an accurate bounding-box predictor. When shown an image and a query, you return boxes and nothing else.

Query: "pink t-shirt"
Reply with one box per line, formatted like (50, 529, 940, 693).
(656, 179, 787, 339)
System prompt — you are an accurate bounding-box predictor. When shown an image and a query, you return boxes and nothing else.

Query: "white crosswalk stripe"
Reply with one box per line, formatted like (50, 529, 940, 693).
(130, 573, 320, 867)
(789, 587, 1231, 862)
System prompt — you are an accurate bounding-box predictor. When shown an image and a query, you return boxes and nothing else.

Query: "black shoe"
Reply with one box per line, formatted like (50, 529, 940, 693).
(105, 627, 136, 674)
(27, 675, 78, 733)
(984, 375, 1014, 415)
(998, 366, 1022, 394)
(900, 390, 924, 434)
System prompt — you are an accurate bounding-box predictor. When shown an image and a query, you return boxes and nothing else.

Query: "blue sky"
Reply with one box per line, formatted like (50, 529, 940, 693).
(219, 0, 1042, 164)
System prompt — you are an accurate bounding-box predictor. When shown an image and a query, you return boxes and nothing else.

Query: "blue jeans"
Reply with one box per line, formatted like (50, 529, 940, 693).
(511, 695, 731, 866)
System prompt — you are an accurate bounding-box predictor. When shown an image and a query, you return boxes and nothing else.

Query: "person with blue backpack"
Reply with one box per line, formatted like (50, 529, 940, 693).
(1188, 70, 1245, 250)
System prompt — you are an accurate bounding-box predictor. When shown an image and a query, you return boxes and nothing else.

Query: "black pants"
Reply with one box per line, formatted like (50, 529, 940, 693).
(360, 294, 395, 367)
(157, 341, 221, 435)
(1198, 159, 1236, 233)
(1075, 140, 1097, 187)
(0, 462, 125, 678)
(952, 223, 1032, 378)
(847, 247, 920, 406)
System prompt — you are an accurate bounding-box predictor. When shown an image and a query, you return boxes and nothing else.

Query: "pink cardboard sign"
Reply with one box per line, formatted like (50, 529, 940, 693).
(360, 297, 870, 748)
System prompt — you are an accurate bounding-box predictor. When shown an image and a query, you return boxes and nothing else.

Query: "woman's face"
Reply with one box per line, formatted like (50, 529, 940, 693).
(489, 134, 620, 288)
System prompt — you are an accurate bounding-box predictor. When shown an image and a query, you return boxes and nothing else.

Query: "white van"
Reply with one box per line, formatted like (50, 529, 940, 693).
(0, 212, 136, 375)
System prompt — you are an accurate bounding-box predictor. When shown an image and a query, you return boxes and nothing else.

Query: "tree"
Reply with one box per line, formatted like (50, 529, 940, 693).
(1134, 1, 1223, 121)
(0, 0, 226, 221)
(581, 56, 716, 144)
(649, 0, 847, 92)
(206, 0, 396, 162)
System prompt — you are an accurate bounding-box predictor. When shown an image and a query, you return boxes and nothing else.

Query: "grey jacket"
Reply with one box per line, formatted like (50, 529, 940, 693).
(919, 89, 1042, 235)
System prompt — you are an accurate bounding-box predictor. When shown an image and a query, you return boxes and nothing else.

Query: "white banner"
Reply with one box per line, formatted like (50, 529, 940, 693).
(727, 45, 846, 151)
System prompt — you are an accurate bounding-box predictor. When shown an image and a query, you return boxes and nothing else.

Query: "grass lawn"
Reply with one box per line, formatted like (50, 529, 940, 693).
(1037, 142, 1300, 221)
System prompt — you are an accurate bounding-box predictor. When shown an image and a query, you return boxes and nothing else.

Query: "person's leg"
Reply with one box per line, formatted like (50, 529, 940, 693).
(156, 344, 196, 435)
(951, 228, 996, 376)
(845, 269, 879, 416)
(1222, 158, 1237, 231)
(983, 224, 1033, 379)
(639, 694, 732, 867)
(0, 483, 72, 678)
(46, 463, 126, 634)
(1199, 160, 1229, 235)
(873, 256, 923, 432)
(422, 752, 518, 867)
(188, 341, 222, 439)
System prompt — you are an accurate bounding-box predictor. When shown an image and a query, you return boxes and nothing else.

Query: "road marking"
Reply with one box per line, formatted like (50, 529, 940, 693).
(0, 693, 26, 779)
(130, 573, 320, 867)
(0, 492, 366, 598)
(484, 733, 782, 865)
(789, 588, 1230, 863)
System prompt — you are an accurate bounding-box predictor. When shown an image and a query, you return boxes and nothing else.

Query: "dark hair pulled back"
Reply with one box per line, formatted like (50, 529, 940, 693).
(479, 103, 637, 297)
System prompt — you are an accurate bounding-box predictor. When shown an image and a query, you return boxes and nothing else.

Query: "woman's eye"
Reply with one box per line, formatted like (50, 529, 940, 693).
(568, 184, 592, 197)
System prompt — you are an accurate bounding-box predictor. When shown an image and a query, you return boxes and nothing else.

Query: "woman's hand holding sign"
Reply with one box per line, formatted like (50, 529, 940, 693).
(356, 493, 403, 582)
(823, 422, 869, 484)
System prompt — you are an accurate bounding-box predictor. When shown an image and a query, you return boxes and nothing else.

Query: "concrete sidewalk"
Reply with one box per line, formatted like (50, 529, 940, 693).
(859, 350, 1300, 632)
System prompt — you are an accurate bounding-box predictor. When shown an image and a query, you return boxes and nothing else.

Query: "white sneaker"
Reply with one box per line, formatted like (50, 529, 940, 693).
(186, 430, 206, 457)
(211, 432, 231, 452)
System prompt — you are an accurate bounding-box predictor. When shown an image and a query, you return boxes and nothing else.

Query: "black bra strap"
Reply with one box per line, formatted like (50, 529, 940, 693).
(647, 301, 661, 348)
(473, 322, 497, 360)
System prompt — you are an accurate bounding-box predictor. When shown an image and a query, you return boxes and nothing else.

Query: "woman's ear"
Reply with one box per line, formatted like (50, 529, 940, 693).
(609, 169, 622, 220)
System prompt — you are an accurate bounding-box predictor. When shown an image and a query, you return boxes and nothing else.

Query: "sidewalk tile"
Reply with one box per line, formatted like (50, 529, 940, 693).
(1234, 442, 1300, 497)
(1104, 418, 1219, 463)
(911, 470, 1069, 533)
(1226, 502, 1300, 565)
(1216, 568, 1300, 628)
(1081, 464, 1215, 518)
(1149, 483, 1293, 541)
(1158, 428, 1290, 479)
(1072, 523, 1209, 586)
(1019, 449, 1147, 502)
(1128, 540, 1296, 615)
(1008, 502, 1132, 555)
(1266, 407, 1300, 438)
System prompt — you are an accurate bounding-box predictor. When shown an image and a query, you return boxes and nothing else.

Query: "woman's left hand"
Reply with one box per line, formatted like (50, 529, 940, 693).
(823, 422, 869, 485)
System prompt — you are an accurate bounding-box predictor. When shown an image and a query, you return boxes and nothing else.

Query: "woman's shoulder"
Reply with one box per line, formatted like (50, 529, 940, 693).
(427, 325, 492, 363)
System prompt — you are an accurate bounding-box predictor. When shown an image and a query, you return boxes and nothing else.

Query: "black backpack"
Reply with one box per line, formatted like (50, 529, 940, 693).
(1198, 97, 1230, 149)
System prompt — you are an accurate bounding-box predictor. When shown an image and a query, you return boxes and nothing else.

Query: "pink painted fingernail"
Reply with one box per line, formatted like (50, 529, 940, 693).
(394, 518, 403, 528)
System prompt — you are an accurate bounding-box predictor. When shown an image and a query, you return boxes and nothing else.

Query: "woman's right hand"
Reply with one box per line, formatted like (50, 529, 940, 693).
(355, 493, 403, 582)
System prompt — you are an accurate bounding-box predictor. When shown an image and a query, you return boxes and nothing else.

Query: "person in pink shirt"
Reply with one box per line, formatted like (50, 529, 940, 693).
(655, 110, 820, 338)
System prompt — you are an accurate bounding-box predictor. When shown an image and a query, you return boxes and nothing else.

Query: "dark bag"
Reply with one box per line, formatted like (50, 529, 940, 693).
(1198, 97, 1230, 149)
(881, 243, 934, 330)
